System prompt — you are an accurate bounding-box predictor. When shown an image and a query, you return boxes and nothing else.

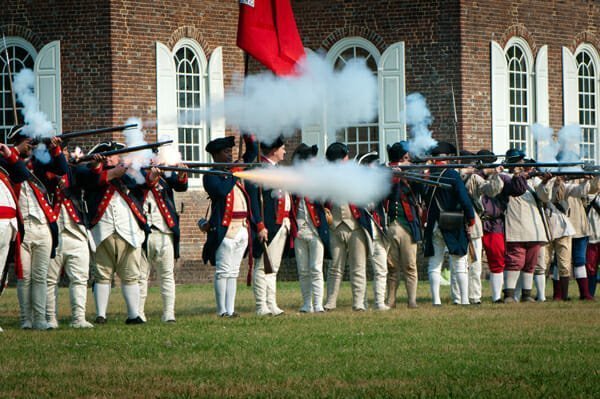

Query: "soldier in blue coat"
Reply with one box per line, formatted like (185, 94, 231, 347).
(385, 141, 424, 309)
(202, 135, 256, 317)
(423, 142, 475, 306)
(246, 136, 291, 316)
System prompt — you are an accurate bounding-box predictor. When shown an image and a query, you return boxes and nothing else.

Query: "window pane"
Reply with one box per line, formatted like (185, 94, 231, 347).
(333, 43, 379, 159)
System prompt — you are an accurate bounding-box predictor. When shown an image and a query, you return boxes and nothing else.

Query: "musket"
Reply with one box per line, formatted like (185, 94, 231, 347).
(151, 165, 232, 177)
(32, 123, 138, 145)
(420, 154, 507, 162)
(391, 161, 585, 170)
(529, 171, 600, 177)
(392, 171, 453, 189)
(183, 161, 263, 168)
(77, 140, 173, 162)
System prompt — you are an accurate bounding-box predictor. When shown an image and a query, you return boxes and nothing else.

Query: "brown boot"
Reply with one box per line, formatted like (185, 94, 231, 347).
(552, 279, 562, 301)
(560, 277, 570, 301)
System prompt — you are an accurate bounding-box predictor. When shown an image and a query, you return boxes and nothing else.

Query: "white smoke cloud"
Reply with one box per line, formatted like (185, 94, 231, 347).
(13, 69, 55, 138)
(404, 93, 437, 157)
(122, 117, 151, 183)
(181, 52, 377, 145)
(532, 123, 557, 163)
(237, 160, 391, 207)
(13, 69, 56, 163)
(533, 123, 582, 171)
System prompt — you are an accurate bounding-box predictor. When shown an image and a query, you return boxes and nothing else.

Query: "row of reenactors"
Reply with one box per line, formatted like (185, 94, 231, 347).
(203, 135, 599, 318)
(0, 127, 188, 331)
(1, 128, 598, 332)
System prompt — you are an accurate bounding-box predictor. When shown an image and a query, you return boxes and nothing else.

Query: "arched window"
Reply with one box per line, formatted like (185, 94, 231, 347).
(327, 38, 380, 159)
(505, 43, 531, 153)
(576, 48, 598, 163)
(0, 38, 37, 143)
(173, 40, 208, 163)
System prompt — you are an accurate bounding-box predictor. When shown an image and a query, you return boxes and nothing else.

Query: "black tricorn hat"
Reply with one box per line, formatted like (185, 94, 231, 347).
(505, 148, 526, 163)
(387, 141, 409, 162)
(87, 141, 126, 155)
(292, 143, 318, 161)
(325, 142, 349, 162)
(430, 141, 457, 156)
(205, 136, 235, 154)
(7, 125, 28, 143)
(260, 135, 285, 152)
(358, 151, 380, 165)
(476, 149, 497, 163)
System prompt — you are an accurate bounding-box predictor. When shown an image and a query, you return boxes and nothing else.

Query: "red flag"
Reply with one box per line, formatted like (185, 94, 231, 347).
(237, 0, 306, 76)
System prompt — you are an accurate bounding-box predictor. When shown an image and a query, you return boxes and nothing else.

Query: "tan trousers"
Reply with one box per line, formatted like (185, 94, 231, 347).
(537, 236, 572, 277)
(325, 223, 368, 310)
(18, 219, 52, 327)
(253, 221, 289, 314)
(94, 233, 142, 285)
(47, 231, 90, 324)
(386, 221, 418, 307)
(139, 230, 175, 321)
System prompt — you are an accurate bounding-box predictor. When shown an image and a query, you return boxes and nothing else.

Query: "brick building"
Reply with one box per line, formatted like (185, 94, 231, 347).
(1, 1, 599, 283)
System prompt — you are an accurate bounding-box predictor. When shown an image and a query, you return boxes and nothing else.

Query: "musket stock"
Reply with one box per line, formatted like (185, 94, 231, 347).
(152, 165, 232, 177)
(184, 161, 262, 168)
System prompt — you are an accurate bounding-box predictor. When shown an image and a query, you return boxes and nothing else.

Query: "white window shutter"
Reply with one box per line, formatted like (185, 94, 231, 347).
(378, 41, 406, 162)
(34, 40, 61, 134)
(535, 45, 549, 126)
(301, 48, 327, 155)
(491, 41, 509, 155)
(208, 46, 225, 139)
(562, 47, 579, 125)
(156, 41, 177, 143)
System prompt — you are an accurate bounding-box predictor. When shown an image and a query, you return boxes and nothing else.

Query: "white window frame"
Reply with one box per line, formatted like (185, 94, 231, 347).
(575, 44, 600, 163)
(505, 37, 535, 156)
(326, 37, 381, 160)
(156, 39, 225, 188)
(173, 38, 209, 174)
(491, 38, 545, 158)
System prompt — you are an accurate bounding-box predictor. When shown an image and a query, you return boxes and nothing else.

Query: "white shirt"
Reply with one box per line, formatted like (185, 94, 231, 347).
(91, 191, 144, 249)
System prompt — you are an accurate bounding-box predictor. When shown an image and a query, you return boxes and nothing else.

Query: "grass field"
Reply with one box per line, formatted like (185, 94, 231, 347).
(0, 281, 599, 398)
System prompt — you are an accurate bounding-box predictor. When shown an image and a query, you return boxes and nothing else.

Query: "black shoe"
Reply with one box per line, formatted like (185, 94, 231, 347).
(125, 316, 145, 325)
(94, 316, 107, 324)
(165, 319, 176, 323)
(226, 312, 241, 318)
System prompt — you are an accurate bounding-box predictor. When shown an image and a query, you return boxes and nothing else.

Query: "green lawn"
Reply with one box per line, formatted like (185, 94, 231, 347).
(0, 281, 598, 398)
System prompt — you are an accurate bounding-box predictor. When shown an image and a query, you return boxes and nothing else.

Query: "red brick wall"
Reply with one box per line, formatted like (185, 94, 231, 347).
(460, 0, 600, 152)
(292, 0, 462, 145)
(1, 0, 113, 148)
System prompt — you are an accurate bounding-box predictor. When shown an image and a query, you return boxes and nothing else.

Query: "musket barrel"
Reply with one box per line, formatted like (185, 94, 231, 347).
(183, 161, 263, 168)
(58, 123, 138, 140)
(154, 165, 232, 177)
(78, 140, 173, 162)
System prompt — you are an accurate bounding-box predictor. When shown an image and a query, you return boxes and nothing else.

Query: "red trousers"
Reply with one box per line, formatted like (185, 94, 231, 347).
(482, 232, 505, 273)
(586, 242, 600, 278)
(505, 242, 541, 273)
